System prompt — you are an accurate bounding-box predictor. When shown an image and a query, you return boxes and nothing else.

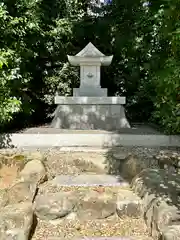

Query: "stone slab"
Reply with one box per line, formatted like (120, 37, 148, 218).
(0, 133, 180, 148)
(16, 124, 162, 134)
(54, 96, 126, 105)
(50, 174, 129, 187)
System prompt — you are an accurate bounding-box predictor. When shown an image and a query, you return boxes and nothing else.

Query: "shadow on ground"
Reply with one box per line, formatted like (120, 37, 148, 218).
(103, 146, 153, 182)
(132, 169, 180, 208)
(0, 133, 14, 149)
(103, 135, 180, 211)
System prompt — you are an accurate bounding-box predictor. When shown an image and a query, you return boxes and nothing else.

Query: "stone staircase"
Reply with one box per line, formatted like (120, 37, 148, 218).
(0, 151, 157, 240)
(30, 172, 152, 240)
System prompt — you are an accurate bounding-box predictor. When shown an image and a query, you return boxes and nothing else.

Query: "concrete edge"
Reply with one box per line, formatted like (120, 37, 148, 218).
(54, 96, 126, 105)
(0, 133, 180, 148)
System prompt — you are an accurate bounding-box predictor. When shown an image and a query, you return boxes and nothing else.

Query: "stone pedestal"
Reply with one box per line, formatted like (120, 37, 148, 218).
(51, 97, 130, 130)
(51, 105, 130, 130)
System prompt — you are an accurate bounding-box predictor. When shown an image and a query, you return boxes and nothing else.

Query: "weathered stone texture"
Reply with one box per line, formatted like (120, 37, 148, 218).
(131, 168, 180, 238)
(19, 159, 47, 184)
(161, 225, 180, 240)
(116, 189, 142, 218)
(77, 189, 116, 220)
(0, 202, 34, 240)
(34, 192, 76, 220)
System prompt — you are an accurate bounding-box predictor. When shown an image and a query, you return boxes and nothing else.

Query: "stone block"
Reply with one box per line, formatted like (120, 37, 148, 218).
(77, 189, 116, 220)
(0, 202, 33, 240)
(73, 87, 107, 97)
(161, 225, 180, 240)
(7, 180, 37, 204)
(19, 159, 47, 184)
(121, 154, 147, 181)
(51, 104, 130, 130)
(152, 201, 179, 238)
(116, 189, 142, 218)
(34, 192, 77, 220)
(54, 96, 126, 105)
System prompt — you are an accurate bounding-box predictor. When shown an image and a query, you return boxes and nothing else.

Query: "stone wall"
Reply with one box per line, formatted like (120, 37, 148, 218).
(131, 168, 180, 239)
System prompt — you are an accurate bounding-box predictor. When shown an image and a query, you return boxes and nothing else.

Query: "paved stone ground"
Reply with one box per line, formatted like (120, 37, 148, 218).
(13, 123, 162, 134)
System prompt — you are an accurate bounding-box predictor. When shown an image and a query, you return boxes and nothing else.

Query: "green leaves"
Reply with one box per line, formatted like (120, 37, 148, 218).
(0, 0, 179, 134)
(152, 58, 180, 134)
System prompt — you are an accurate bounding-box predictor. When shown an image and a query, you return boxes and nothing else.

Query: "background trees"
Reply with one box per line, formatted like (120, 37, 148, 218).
(0, 0, 179, 134)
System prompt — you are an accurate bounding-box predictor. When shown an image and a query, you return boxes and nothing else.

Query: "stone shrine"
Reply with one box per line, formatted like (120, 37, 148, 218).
(51, 42, 130, 130)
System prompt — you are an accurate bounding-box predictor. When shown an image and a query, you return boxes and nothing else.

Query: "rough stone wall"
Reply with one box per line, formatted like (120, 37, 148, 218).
(131, 168, 180, 239)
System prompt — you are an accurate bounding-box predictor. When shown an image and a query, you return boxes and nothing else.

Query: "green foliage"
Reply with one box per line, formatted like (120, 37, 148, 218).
(0, 3, 22, 125)
(0, 0, 179, 134)
(153, 59, 180, 134)
(151, 1, 180, 134)
(0, 0, 75, 128)
(43, 63, 79, 105)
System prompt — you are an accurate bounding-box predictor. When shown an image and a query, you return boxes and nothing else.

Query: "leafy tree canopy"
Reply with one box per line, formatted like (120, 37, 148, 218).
(0, 0, 179, 134)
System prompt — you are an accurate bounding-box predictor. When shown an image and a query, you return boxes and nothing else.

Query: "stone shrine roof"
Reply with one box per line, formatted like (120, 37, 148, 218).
(67, 42, 113, 66)
(76, 42, 105, 57)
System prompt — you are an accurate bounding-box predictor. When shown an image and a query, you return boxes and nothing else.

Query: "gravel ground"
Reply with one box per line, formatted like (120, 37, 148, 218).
(37, 185, 130, 197)
(43, 151, 107, 179)
(0, 146, 180, 176)
(41, 146, 180, 177)
(32, 215, 153, 240)
(1, 146, 179, 156)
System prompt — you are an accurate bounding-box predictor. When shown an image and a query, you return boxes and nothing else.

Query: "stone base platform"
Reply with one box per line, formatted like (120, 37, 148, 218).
(50, 104, 130, 130)
(1, 124, 180, 148)
(1, 131, 180, 149)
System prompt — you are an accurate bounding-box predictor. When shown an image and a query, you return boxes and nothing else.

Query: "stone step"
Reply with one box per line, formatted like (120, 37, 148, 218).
(35, 174, 142, 221)
(49, 238, 153, 240)
(47, 237, 153, 240)
(49, 174, 129, 187)
(35, 184, 142, 221)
